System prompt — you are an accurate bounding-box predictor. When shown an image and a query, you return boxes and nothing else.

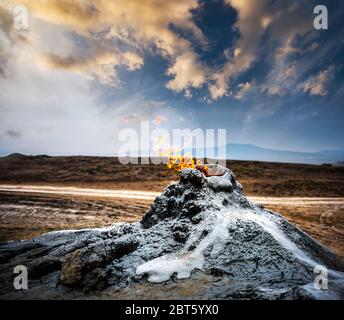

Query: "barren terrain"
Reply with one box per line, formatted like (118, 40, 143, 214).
(0, 154, 343, 258)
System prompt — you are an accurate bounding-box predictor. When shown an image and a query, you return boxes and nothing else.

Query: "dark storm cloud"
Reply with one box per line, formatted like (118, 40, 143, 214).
(5, 129, 21, 138)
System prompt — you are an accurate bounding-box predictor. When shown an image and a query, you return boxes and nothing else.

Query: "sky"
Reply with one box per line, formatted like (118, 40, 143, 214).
(0, 0, 343, 156)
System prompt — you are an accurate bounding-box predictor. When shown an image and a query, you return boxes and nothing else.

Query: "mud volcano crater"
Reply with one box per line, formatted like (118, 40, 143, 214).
(1, 166, 344, 299)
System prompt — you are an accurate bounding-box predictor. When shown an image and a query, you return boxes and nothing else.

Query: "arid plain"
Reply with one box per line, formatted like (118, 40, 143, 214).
(1, 154, 343, 258)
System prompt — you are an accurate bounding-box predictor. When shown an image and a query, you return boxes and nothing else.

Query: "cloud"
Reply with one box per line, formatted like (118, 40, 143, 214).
(0, 3, 31, 78)
(260, 62, 296, 97)
(1, 1, 200, 156)
(153, 115, 168, 126)
(166, 51, 206, 93)
(266, 64, 296, 93)
(18, 0, 205, 92)
(300, 67, 334, 97)
(0, 50, 186, 155)
(120, 100, 170, 125)
(275, 37, 299, 61)
(121, 51, 144, 71)
(209, 0, 270, 99)
(0, 5, 13, 37)
(209, 0, 316, 100)
(40, 50, 143, 87)
(234, 81, 253, 100)
(281, 64, 297, 80)
(5, 129, 21, 138)
(184, 89, 192, 99)
(259, 3, 317, 98)
(245, 101, 276, 123)
(3, 0, 327, 101)
(261, 85, 286, 96)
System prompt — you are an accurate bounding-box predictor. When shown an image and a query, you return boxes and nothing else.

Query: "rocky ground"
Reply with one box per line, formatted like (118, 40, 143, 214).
(0, 192, 151, 242)
(1, 189, 343, 258)
(1, 166, 344, 300)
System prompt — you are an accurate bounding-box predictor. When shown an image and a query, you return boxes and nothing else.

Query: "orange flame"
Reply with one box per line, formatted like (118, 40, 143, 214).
(167, 154, 209, 174)
(153, 135, 208, 174)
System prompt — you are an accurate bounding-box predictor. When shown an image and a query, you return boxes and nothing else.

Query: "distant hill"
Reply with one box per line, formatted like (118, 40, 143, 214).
(191, 143, 344, 165)
(4, 153, 28, 160)
(225, 144, 344, 164)
(3, 144, 344, 165)
(5, 153, 51, 160)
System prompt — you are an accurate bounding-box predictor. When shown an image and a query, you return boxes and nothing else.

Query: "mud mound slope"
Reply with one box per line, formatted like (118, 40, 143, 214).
(1, 166, 344, 299)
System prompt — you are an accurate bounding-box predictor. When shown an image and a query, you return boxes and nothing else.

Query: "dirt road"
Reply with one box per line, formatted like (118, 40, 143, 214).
(1, 184, 344, 206)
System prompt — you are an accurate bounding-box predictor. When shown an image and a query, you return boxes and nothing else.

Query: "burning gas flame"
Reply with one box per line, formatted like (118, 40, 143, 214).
(153, 135, 209, 174)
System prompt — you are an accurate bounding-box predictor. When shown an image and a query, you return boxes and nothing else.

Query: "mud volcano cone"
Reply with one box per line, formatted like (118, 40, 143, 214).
(1, 165, 344, 299)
